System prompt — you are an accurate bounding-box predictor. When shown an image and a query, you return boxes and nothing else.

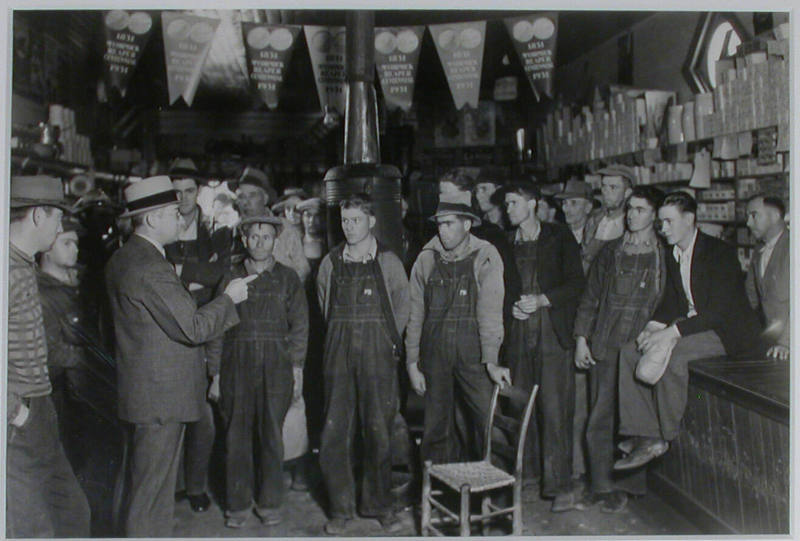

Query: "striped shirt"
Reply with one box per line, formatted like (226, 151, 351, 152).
(7, 243, 51, 421)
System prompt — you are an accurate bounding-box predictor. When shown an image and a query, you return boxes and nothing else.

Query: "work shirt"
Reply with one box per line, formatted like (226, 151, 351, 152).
(8, 243, 52, 424)
(406, 234, 504, 366)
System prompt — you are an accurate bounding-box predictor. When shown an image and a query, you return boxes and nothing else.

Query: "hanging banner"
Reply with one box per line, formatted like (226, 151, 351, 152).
(241, 23, 300, 109)
(304, 26, 346, 114)
(161, 12, 220, 106)
(102, 10, 155, 97)
(374, 26, 425, 112)
(504, 13, 558, 101)
(429, 21, 486, 110)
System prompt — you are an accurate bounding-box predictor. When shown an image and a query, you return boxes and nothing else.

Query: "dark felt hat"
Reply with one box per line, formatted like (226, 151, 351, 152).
(10, 175, 71, 212)
(429, 191, 482, 226)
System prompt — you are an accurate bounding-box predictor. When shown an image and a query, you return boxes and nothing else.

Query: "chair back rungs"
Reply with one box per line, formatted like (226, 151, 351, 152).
(483, 383, 539, 476)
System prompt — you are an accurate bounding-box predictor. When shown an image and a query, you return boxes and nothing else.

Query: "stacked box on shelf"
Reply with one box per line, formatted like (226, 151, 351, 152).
(699, 182, 736, 201)
(697, 201, 736, 222)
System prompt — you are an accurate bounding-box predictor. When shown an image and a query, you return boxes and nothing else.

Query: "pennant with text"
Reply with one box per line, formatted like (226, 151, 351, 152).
(242, 23, 301, 109)
(429, 21, 486, 110)
(304, 25, 346, 114)
(103, 10, 155, 97)
(161, 12, 220, 106)
(374, 26, 425, 112)
(504, 13, 558, 101)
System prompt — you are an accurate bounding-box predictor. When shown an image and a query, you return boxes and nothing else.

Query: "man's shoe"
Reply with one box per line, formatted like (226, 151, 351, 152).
(255, 507, 282, 526)
(574, 491, 602, 510)
(225, 512, 249, 529)
(551, 488, 581, 512)
(378, 512, 404, 533)
(614, 438, 669, 470)
(187, 492, 211, 513)
(324, 518, 350, 535)
(599, 491, 629, 513)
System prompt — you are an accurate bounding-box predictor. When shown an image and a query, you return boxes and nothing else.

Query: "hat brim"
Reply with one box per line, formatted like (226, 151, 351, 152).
(429, 210, 482, 228)
(238, 216, 284, 229)
(10, 198, 73, 213)
(119, 201, 178, 219)
(554, 192, 593, 201)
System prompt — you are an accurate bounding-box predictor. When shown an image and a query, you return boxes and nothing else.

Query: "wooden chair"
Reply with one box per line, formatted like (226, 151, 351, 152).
(420, 383, 539, 536)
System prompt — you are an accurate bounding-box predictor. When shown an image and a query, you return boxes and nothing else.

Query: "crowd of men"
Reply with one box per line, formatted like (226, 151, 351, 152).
(7, 161, 789, 536)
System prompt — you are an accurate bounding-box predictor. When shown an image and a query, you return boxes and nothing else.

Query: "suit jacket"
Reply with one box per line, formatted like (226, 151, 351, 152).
(652, 231, 762, 357)
(746, 228, 790, 348)
(105, 234, 239, 424)
(509, 221, 586, 350)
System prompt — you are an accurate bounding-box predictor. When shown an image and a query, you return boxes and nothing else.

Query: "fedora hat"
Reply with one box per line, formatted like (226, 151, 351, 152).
(271, 193, 306, 215)
(430, 191, 482, 226)
(238, 166, 277, 203)
(120, 175, 178, 218)
(168, 157, 199, 178)
(555, 178, 594, 201)
(10, 175, 71, 212)
(595, 164, 637, 185)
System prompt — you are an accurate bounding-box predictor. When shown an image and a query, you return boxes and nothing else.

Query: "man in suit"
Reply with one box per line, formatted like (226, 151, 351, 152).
(745, 194, 789, 360)
(501, 183, 585, 511)
(106, 176, 254, 536)
(615, 192, 761, 471)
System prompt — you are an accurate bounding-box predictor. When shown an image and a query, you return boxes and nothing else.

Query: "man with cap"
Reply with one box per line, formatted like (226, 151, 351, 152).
(7, 175, 91, 537)
(316, 194, 409, 534)
(406, 191, 511, 467)
(474, 165, 507, 228)
(105, 176, 254, 536)
(233, 166, 310, 282)
(502, 183, 585, 512)
(219, 213, 309, 528)
(555, 178, 596, 272)
(583, 165, 635, 268)
(165, 157, 233, 513)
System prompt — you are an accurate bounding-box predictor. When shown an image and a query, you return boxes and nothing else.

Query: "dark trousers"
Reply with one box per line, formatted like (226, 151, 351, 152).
(7, 395, 90, 538)
(125, 422, 185, 537)
(586, 358, 646, 495)
(619, 330, 725, 441)
(223, 359, 293, 513)
(420, 357, 494, 465)
(179, 401, 215, 496)
(319, 354, 397, 519)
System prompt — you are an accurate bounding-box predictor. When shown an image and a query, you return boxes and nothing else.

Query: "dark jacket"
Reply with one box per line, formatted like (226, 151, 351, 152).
(746, 228, 790, 348)
(652, 231, 762, 357)
(508, 221, 585, 350)
(105, 234, 239, 424)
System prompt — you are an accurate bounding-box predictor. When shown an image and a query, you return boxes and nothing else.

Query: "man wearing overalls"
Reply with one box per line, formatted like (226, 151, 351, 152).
(316, 194, 410, 535)
(406, 191, 511, 465)
(502, 183, 585, 512)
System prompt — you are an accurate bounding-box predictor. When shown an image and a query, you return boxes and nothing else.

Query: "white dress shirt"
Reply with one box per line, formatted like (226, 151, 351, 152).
(672, 228, 699, 318)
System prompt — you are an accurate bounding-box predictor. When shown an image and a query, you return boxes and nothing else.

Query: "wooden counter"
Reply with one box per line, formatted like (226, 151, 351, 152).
(648, 357, 790, 534)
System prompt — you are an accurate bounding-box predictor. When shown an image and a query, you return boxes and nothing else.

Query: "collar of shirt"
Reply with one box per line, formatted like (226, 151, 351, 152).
(672, 228, 699, 263)
(177, 207, 199, 241)
(515, 219, 541, 243)
(245, 256, 276, 275)
(429, 234, 474, 263)
(342, 236, 378, 263)
(9, 241, 35, 265)
(136, 233, 166, 258)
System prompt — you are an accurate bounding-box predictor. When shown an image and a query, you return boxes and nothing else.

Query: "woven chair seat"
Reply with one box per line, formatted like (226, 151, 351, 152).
(429, 460, 515, 492)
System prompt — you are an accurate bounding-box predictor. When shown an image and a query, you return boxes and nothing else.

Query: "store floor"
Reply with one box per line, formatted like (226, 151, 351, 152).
(171, 463, 700, 537)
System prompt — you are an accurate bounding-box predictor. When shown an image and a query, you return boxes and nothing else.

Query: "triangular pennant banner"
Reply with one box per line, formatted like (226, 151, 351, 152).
(504, 13, 558, 101)
(161, 12, 221, 106)
(429, 21, 486, 110)
(241, 23, 301, 109)
(374, 26, 425, 112)
(304, 25, 346, 114)
(102, 10, 155, 97)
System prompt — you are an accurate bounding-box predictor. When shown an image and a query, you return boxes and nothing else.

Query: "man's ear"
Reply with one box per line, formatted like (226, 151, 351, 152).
(463, 218, 472, 233)
(31, 206, 43, 226)
(368, 215, 377, 230)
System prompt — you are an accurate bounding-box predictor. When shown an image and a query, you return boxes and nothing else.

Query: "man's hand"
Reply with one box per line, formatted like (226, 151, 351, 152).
(574, 337, 596, 369)
(293, 367, 304, 401)
(208, 374, 220, 402)
(636, 320, 668, 349)
(767, 344, 790, 361)
(188, 282, 204, 292)
(486, 363, 512, 389)
(512, 304, 530, 320)
(223, 275, 258, 303)
(637, 324, 680, 353)
(10, 403, 29, 428)
(516, 294, 539, 314)
(407, 362, 427, 396)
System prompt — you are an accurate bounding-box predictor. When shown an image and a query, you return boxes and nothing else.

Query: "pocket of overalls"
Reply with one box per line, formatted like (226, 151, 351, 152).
(357, 284, 375, 304)
(612, 270, 638, 296)
(427, 279, 450, 310)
